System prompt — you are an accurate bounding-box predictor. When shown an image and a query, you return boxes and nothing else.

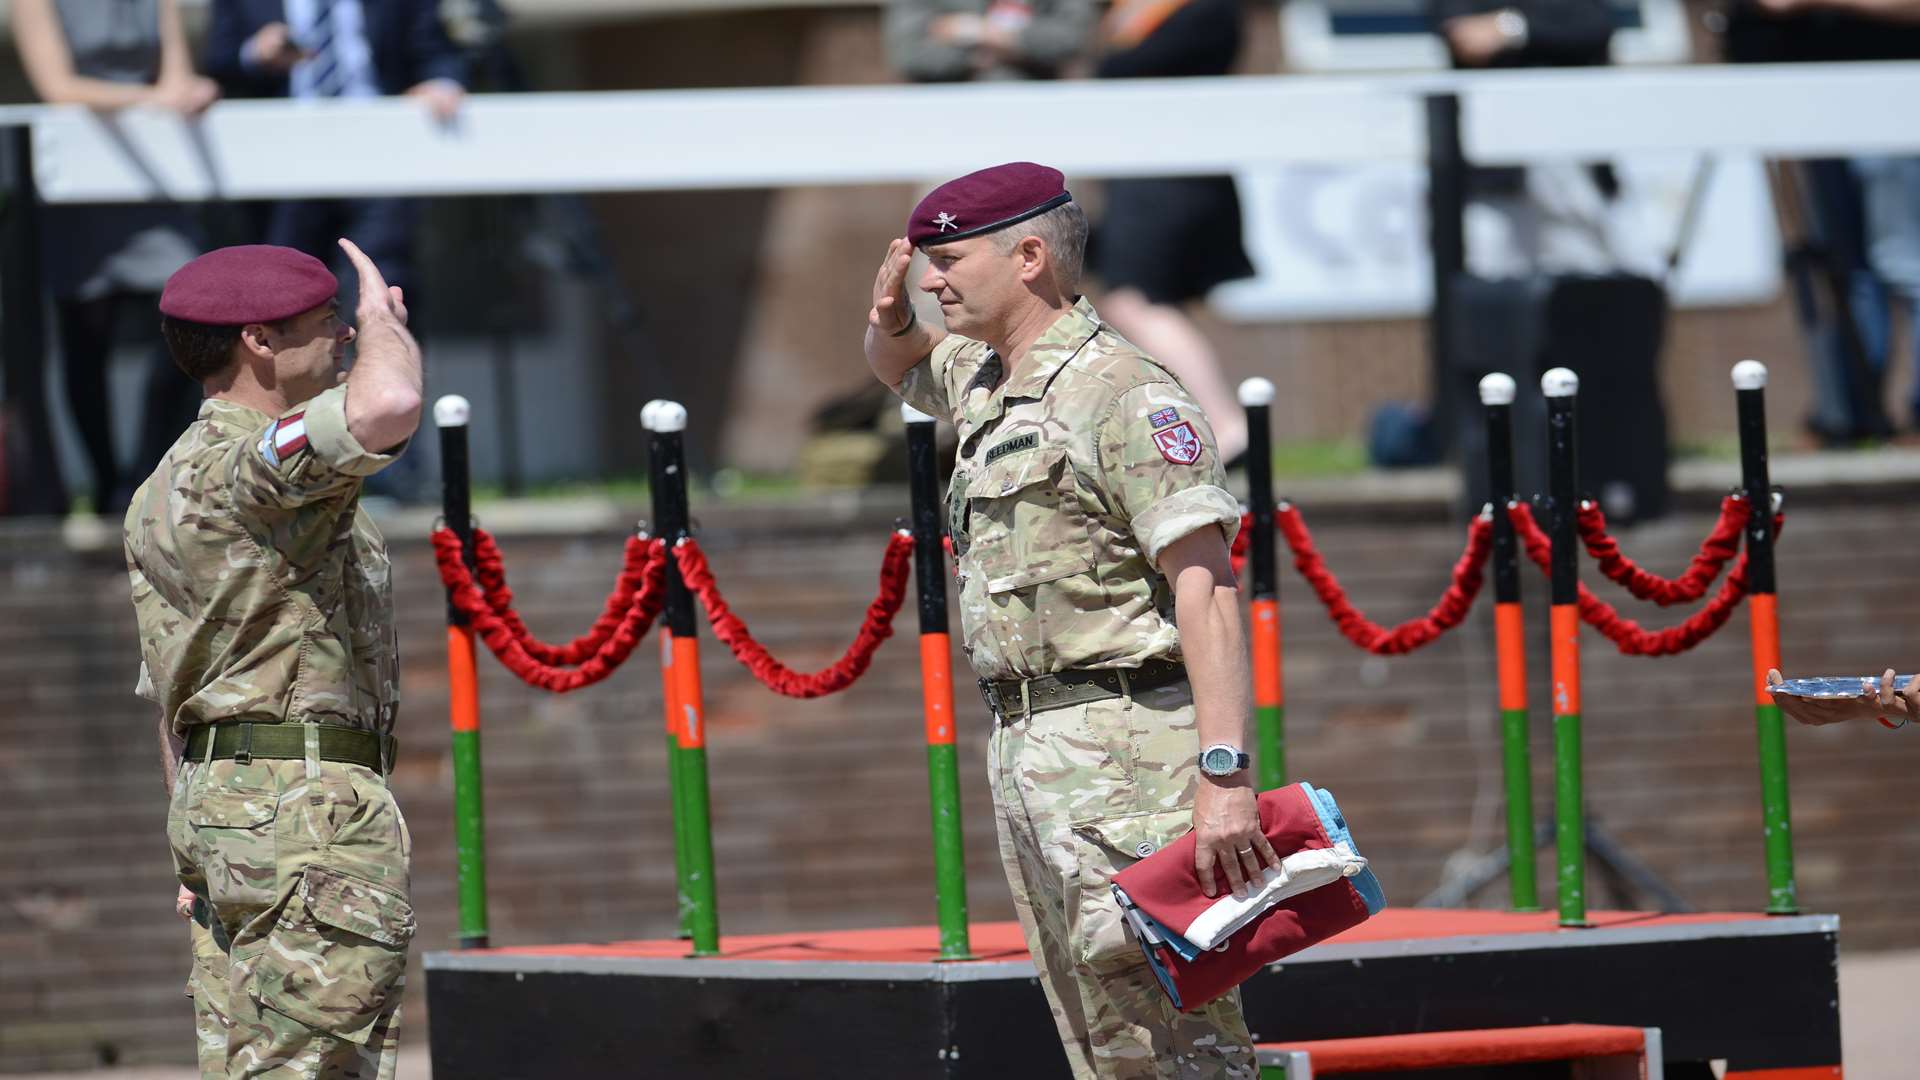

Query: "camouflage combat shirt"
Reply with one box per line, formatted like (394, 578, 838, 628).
(124, 384, 402, 737)
(895, 297, 1241, 681)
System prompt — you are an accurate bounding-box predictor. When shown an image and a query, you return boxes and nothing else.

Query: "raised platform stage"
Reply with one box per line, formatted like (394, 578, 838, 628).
(424, 909, 1841, 1079)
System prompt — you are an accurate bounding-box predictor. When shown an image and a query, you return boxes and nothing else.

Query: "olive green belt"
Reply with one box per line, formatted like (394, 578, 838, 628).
(184, 722, 396, 773)
(980, 658, 1188, 722)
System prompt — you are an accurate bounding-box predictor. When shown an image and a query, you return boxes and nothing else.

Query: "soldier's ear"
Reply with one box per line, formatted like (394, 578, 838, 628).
(1016, 236, 1048, 284)
(238, 323, 276, 360)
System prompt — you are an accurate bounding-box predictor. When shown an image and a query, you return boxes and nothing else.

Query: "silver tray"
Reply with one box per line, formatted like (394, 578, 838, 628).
(1768, 675, 1916, 700)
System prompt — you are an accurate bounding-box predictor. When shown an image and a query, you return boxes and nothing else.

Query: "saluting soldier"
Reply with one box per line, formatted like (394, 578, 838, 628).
(125, 240, 422, 1078)
(866, 162, 1271, 1079)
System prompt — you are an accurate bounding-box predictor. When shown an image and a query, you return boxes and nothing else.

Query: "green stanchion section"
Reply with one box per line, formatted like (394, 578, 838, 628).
(680, 744, 721, 956)
(1755, 702, 1798, 914)
(1501, 707, 1541, 912)
(1256, 704, 1286, 791)
(925, 742, 973, 959)
(451, 727, 490, 946)
(1554, 711, 1586, 926)
(668, 731, 693, 938)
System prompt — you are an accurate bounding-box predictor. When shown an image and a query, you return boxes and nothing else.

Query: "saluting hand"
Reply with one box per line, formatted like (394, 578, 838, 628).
(1193, 778, 1278, 900)
(869, 237, 916, 336)
(338, 238, 408, 328)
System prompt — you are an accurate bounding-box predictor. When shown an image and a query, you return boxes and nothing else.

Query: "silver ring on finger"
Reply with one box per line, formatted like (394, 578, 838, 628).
(1235, 846, 1254, 855)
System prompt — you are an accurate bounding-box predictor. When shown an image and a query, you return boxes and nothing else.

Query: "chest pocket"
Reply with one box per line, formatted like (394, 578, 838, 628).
(964, 444, 1095, 593)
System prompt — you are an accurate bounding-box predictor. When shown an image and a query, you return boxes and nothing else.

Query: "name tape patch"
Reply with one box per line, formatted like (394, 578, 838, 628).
(983, 432, 1039, 465)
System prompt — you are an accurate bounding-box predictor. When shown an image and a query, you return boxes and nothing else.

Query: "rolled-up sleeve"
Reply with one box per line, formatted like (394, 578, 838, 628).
(892, 335, 973, 424)
(1097, 382, 1241, 565)
(231, 385, 401, 509)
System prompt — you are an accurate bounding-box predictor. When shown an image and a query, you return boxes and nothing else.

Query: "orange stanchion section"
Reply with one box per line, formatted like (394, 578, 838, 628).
(1251, 598, 1284, 710)
(673, 636, 706, 750)
(1748, 592, 1780, 707)
(1550, 604, 1582, 717)
(919, 633, 955, 746)
(1495, 602, 1526, 713)
(448, 626, 480, 733)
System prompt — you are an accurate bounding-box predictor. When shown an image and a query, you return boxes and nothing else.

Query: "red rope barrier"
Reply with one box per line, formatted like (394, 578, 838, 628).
(432, 528, 668, 691)
(1508, 503, 1779, 657)
(1575, 495, 1747, 606)
(467, 529, 657, 665)
(1274, 507, 1494, 655)
(673, 531, 915, 698)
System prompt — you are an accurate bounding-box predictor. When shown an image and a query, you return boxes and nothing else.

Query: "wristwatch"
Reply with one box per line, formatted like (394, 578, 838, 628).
(1197, 743, 1250, 778)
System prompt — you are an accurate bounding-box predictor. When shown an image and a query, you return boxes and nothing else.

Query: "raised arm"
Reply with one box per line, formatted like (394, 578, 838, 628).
(865, 237, 946, 389)
(338, 239, 424, 453)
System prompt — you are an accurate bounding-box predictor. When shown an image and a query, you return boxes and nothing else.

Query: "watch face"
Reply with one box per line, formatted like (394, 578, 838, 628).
(1202, 746, 1236, 774)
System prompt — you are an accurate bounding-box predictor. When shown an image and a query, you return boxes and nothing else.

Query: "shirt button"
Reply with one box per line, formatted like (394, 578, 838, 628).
(1135, 842, 1155, 857)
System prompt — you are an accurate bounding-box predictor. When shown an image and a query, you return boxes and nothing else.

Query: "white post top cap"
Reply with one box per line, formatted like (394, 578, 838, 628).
(900, 403, 935, 424)
(1478, 373, 1517, 406)
(1731, 359, 1768, 391)
(433, 394, 471, 428)
(643, 400, 687, 433)
(1237, 377, 1276, 407)
(1541, 368, 1580, 398)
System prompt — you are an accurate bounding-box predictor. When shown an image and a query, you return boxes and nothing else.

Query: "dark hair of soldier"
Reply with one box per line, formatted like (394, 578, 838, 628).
(160, 316, 252, 382)
(989, 201, 1088, 292)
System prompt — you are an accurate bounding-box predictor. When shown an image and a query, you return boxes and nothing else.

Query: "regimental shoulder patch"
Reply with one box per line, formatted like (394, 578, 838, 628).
(983, 431, 1038, 465)
(1152, 421, 1203, 465)
(1148, 407, 1180, 429)
(257, 412, 309, 468)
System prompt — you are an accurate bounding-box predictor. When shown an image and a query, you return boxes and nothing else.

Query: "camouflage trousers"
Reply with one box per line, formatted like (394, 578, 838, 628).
(168, 749, 415, 1079)
(988, 679, 1257, 1080)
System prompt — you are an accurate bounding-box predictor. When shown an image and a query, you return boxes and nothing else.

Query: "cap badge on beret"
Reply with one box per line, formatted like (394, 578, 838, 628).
(909, 162, 1072, 247)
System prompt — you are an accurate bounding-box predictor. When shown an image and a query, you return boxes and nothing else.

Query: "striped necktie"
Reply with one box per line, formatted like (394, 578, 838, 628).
(305, 0, 346, 99)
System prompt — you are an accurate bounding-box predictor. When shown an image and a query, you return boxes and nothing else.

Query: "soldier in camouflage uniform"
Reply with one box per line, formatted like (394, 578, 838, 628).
(126, 241, 423, 1079)
(866, 162, 1278, 1079)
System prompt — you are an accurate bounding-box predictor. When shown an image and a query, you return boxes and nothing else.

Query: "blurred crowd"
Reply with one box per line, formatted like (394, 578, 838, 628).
(3, 0, 1918, 516)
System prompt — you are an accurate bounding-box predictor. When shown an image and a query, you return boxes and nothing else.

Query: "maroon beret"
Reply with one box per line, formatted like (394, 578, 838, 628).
(908, 162, 1073, 248)
(159, 245, 337, 325)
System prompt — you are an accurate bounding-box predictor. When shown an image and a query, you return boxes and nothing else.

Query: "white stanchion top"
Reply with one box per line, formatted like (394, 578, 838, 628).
(433, 395, 471, 428)
(1732, 359, 1769, 391)
(1541, 368, 1580, 398)
(644, 400, 688, 433)
(900, 403, 935, 424)
(1478, 373, 1517, 406)
(1237, 377, 1276, 407)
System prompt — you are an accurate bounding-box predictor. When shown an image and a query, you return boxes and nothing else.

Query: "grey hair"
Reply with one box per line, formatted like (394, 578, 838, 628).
(992, 200, 1088, 293)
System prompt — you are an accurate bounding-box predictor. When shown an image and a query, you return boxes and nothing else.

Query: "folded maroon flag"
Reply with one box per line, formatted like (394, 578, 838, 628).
(1110, 782, 1384, 1010)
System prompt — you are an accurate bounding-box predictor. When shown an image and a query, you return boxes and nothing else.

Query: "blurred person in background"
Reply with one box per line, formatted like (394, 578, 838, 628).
(1091, 0, 1254, 465)
(205, 0, 468, 501)
(1725, 0, 1920, 444)
(12, 0, 216, 515)
(1427, 0, 1630, 280)
(885, 0, 1095, 82)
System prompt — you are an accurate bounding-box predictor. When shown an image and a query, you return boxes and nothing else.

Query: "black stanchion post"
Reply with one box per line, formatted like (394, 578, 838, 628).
(1542, 367, 1588, 928)
(1480, 373, 1540, 913)
(435, 395, 490, 948)
(1237, 377, 1286, 789)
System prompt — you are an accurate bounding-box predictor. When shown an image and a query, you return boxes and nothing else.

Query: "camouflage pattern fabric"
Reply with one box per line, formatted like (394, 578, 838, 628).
(990, 682, 1256, 1079)
(125, 385, 402, 740)
(894, 298, 1251, 1075)
(170, 756, 412, 1078)
(895, 297, 1242, 681)
(127, 384, 411, 1076)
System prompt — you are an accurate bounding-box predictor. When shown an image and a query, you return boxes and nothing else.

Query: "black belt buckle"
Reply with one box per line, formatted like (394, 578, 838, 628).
(233, 722, 253, 766)
(978, 677, 1001, 722)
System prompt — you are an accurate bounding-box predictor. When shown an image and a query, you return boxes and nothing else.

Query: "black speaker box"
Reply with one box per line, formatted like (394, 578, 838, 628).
(1449, 273, 1671, 523)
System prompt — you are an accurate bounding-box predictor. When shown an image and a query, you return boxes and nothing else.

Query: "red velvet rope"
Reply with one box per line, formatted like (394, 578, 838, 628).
(1508, 503, 1781, 657)
(673, 532, 915, 698)
(467, 528, 657, 665)
(1575, 495, 1748, 606)
(1273, 507, 1494, 655)
(432, 528, 668, 692)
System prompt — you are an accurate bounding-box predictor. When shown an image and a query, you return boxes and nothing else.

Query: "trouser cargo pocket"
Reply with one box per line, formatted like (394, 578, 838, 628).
(251, 863, 416, 1044)
(1070, 806, 1194, 972)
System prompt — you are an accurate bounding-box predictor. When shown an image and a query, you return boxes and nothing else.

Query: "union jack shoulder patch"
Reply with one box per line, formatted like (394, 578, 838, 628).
(1148, 407, 1180, 429)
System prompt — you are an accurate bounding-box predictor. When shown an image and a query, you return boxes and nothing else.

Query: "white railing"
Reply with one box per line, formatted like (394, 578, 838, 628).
(11, 61, 1920, 204)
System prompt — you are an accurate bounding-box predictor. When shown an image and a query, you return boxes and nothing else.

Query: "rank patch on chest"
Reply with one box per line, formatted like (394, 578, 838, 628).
(1148, 407, 1180, 429)
(983, 431, 1038, 465)
(1152, 421, 1203, 465)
